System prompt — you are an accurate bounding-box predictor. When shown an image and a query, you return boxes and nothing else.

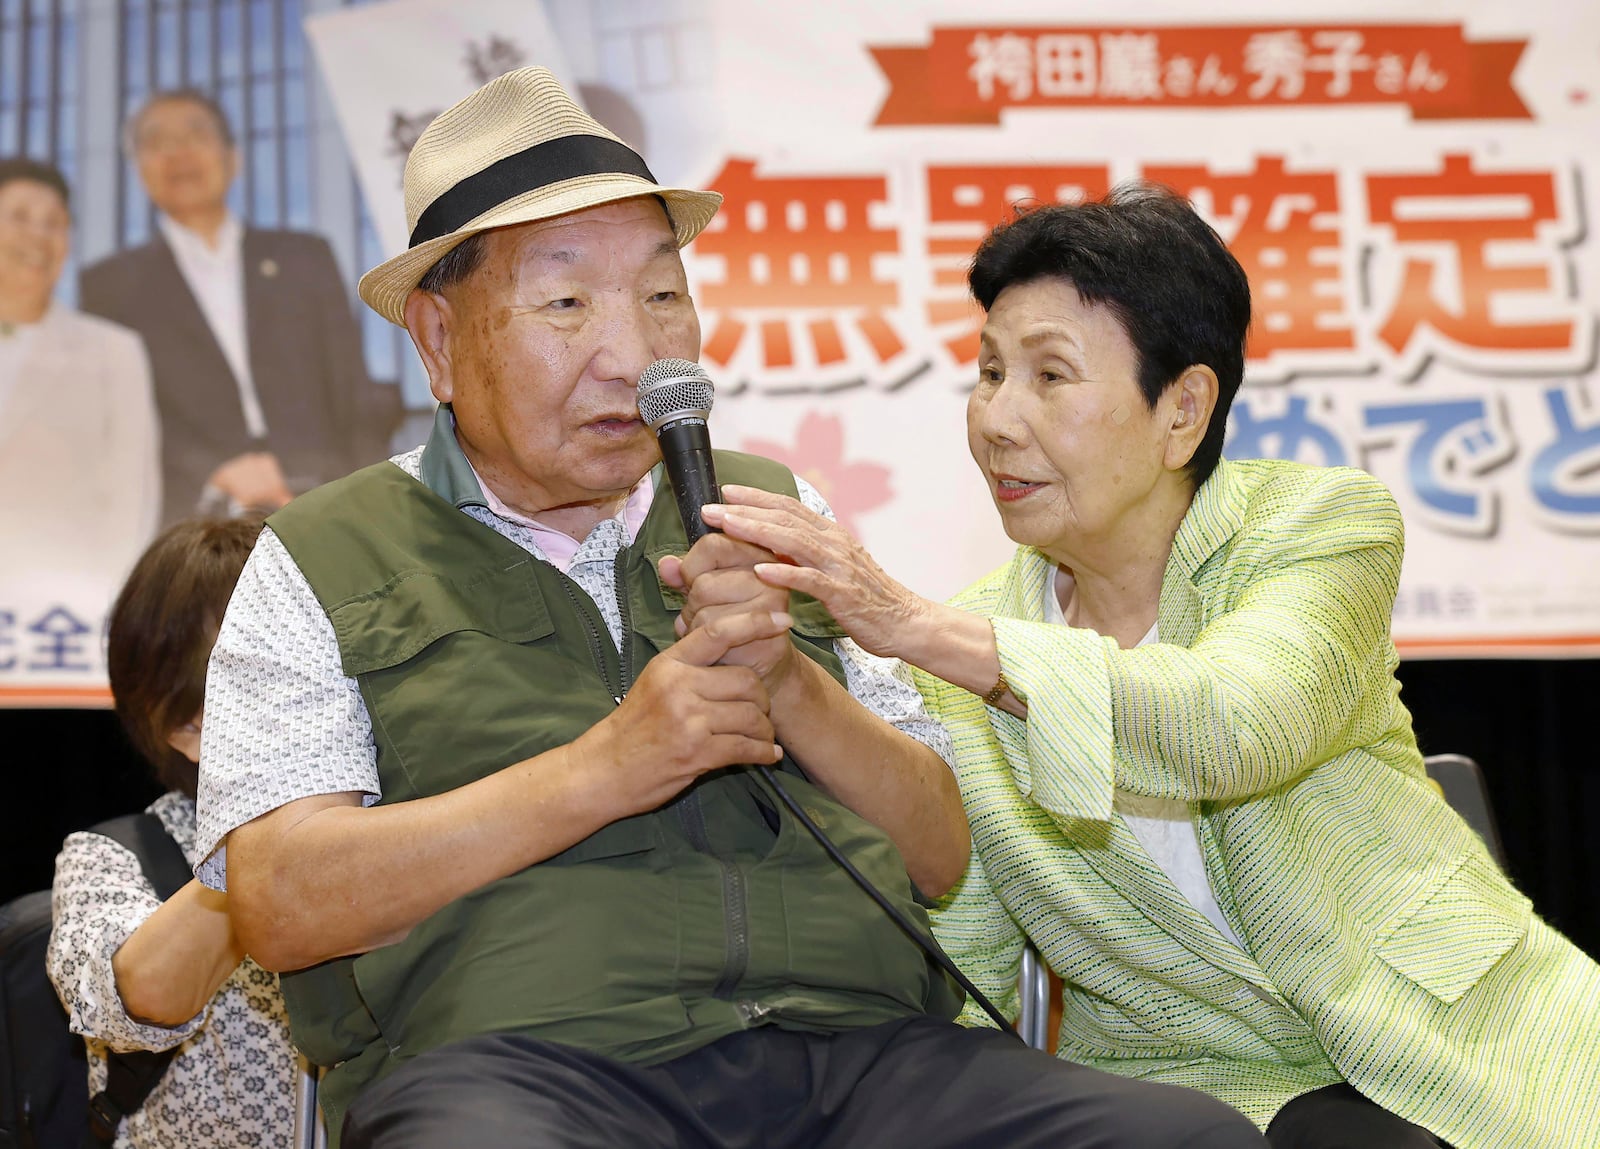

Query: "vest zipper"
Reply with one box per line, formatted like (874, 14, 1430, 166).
(553, 576, 623, 705)
(646, 546, 754, 1003)
(678, 791, 751, 1001)
(574, 547, 751, 1005)
(613, 549, 634, 693)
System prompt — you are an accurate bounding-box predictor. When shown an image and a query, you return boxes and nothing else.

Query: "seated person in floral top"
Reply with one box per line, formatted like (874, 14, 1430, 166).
(47, 515, 295, 1148)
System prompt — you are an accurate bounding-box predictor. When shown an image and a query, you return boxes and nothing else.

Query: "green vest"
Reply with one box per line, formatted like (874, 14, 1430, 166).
(267, 413, 961, 1137)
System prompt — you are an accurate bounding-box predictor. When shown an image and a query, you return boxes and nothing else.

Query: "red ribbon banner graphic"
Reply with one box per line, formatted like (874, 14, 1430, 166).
(871, 24, 1531, 125)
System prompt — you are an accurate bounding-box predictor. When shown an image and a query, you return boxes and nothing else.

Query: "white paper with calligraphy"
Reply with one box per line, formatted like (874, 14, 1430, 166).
(689, 0, 1600, 657)
(303, 0, 578, 260)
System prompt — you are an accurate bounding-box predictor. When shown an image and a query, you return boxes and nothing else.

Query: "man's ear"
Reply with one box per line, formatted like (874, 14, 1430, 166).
(1163, 364, 1219, 472)
(405, 288, 456, 404)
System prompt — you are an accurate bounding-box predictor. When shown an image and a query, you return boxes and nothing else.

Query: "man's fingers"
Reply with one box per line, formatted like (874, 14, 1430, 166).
(684, 568, 782, 611)
(679, 531, 773, 584)
(677, 568, 785, 635)
(676, 599, 792, 652)
(679, 599, 759, 641)
(657, 554, 686, 590)
(682, 664, 771, 709)
(706, 734, 785, 768)
(713, 699, 775, 742)
(668, 609, 793, 667)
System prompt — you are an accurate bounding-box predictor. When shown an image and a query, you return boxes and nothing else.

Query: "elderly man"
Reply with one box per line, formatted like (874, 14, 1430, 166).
(195, 68, 1263, 1149)
(80, 89, 398, 527)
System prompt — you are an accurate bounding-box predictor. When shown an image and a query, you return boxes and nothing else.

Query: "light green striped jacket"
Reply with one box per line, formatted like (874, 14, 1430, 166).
(920, 457, 1600, 1148)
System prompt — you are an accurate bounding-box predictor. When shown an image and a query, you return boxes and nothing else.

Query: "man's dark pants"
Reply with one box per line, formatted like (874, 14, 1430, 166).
(343, 1015, 1263, 1148)
(1266, 1084, 1452, 1149)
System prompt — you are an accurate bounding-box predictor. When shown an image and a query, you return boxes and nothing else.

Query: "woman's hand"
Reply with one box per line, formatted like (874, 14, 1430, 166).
(702, 485, 1023, 714)
(698, 485, 930, 660)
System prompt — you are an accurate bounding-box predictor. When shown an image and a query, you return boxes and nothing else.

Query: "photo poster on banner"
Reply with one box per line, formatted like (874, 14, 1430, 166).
(303, 0, 723, 263)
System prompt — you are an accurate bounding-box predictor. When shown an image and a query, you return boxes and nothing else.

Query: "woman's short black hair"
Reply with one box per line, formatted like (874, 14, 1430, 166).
(0, 157, 70, 209)
(968, 182, 1252, 488)
(106, 516, 264, 799)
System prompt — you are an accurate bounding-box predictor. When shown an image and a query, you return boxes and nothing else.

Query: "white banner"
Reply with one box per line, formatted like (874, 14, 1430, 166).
(678, 0, 1600, 657)
(3, 0, 1575, 711)
(302, 0, 1600, 658)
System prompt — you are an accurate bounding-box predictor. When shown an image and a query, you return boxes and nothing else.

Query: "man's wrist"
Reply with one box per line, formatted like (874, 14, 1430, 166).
(547, 726, 624, 827)
(766, 643, 826, 734)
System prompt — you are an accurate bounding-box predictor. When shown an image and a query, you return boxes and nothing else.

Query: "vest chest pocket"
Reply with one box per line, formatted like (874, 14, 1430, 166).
(328, 563, 619, 801)
(1373, 849, 1530, 1004)
(328, 563, 554, 676)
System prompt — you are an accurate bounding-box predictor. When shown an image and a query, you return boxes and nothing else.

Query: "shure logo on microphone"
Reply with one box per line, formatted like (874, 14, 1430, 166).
(637, 358, 715, 431)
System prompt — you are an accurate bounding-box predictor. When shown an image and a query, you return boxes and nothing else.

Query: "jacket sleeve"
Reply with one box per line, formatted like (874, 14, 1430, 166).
(987, 468, 1407, 823)
(47, 832, 208, 1053)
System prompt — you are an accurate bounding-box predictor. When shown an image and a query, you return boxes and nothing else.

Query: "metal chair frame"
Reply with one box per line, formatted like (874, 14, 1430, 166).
(293, 1055, 327, 1149)
(1017, 944, 1052, 1050)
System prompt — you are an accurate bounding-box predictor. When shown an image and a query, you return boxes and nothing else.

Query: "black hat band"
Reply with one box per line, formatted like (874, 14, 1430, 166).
(408, 134, 657, 248)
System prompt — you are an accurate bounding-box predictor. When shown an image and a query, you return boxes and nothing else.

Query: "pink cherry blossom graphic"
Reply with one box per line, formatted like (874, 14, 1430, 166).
(741, 411, 894, 536)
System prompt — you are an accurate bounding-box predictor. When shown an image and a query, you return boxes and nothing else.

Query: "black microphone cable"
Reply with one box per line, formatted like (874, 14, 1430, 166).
(637, 357, 1025, 1041)
(751, 763, 1022, 1038)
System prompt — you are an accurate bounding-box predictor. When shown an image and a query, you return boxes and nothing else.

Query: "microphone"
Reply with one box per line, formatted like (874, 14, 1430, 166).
(637, 358, 720, 543)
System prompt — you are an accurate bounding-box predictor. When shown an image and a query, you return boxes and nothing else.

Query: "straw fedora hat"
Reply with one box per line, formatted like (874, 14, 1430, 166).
(357, 66, 722, 326)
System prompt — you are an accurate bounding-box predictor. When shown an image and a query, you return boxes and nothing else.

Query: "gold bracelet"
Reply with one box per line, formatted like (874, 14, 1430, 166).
(982, 617, 1009, 705)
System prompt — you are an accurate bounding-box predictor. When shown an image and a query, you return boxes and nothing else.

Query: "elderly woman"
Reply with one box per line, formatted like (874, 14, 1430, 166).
(683, 186, 1600, 1149)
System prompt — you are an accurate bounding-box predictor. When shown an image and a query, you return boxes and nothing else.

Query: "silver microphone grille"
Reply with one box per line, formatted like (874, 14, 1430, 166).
(636, 358, 715, 431)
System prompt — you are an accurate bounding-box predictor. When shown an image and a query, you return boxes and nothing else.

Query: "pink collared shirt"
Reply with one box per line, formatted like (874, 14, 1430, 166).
(467, 460, 657, 575)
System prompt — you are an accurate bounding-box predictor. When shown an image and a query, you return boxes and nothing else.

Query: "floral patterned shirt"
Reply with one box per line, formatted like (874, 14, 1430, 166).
(46, 790, 295, 1149)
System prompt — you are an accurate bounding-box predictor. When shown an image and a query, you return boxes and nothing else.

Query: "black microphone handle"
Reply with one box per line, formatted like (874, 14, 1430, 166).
(656, 418, 721, 544)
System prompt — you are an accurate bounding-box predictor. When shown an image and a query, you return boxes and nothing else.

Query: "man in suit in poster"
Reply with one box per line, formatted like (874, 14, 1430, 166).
(81, 89, 399, 527)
